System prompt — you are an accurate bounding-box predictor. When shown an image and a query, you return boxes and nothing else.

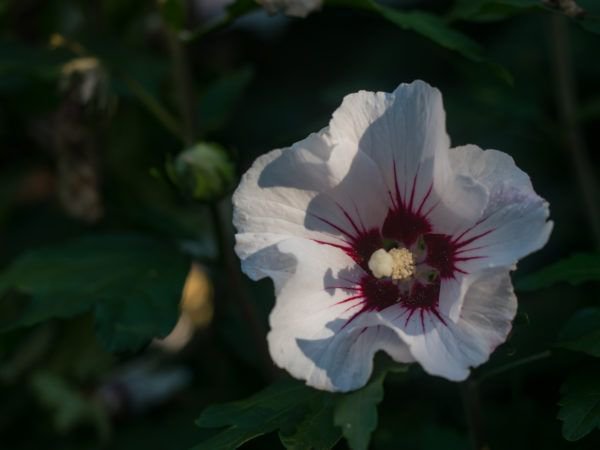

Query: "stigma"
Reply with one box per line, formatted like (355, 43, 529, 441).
(367, 247, 416, 280)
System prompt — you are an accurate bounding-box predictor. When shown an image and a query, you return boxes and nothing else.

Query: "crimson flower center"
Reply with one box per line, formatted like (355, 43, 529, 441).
(318, 170, 491, 329)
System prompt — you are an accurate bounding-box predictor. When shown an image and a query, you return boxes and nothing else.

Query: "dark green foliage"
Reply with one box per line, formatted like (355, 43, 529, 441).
(517, 253, 600, 291)
(194, 360, 405, 449)
(558, 308, 600, 357)
(558, 369, 600, 441)
(329, 0, 511, 82)
(279, 396, 341, 450)
(0, 235, 189, 351)
(333, 372, 385, 450)
(193, 380, 321, 449)
(448, 0, 540, 22)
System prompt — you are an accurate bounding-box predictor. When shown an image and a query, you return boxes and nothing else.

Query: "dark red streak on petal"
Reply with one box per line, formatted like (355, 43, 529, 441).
(382, 163, 434, 246)
(382, 206, 432, 247)
(312, 165, 498, 331)
(423, 233, 457, 278)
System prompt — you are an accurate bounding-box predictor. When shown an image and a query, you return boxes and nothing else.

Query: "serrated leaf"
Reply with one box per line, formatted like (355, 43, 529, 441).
(194, 358, 406, 450)
(0, 235, 189, 351)
(193, 379, 318, 450)
(279, 396, 341, 450)
(558, 369, 600, 441)
(333, 373, 385, 450)
(558, 308, 600, 357)
(516, 253, 600, 291)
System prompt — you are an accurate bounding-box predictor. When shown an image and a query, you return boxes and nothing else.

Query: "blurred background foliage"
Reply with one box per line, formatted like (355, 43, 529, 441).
(1, 0, 600, 449)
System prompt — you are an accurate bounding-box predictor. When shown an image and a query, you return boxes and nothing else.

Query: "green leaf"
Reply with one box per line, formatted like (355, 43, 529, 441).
(193, 379, 318, 450)
(449, 0, 600, 36)
(279, 396, 342, 450)
(448, 0, 539, 22)
(31, 371, 110, 438)
(169, 142, 236, 202)
(0, 235, 189, 351)
(516, 253, 600, 291)
(194, 358, 406, 449)
(333, 372, 385, 450)
(327, 0, 511, 83)
(558, 369, 600, 441)
(558, 308, 600, 357)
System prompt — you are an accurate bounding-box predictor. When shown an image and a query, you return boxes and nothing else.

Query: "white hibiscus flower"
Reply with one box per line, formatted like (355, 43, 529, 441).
(233, 80, 552, 392)
(256, 0, 321, 18)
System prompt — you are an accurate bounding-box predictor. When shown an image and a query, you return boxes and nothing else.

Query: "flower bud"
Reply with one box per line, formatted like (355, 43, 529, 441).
(171, 142, 235, 202)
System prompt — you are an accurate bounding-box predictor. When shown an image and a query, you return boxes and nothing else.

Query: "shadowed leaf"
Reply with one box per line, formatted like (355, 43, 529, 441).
(558, 308, 600, 357)
(333, 367, 391, 450)
(327, 0, 512, 83)
(279, 396, 341, 450)
(516, 253, 600, 291)
(558, 368, 600, 441)
(0, 235, 189, 351)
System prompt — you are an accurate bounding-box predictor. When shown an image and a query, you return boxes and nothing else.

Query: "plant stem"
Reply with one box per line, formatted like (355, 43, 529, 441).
(550, 14, 600, 249)
(179, 15, 229, 43)
(208, 202, 274, 378)
(121, 74, 185, 142)
(49, 33, 185, 143)
(163, 19, 273, 379)
(178, 1, 259, 43)
(460, 379, 487, 450)
(478, 350, 552, 382)
(165, 29, 197, 147)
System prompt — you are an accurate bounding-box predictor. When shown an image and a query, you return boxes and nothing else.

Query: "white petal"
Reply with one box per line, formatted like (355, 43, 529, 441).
(382, 268, 517, 381)
(329, 81, 448, 205)
(438, 275, 472, 321)
(448, 145, 553, 272)
(329, 81, 487, 235)
(290, 325, 414, 392)
(234, 131, 389, 281)
(267, 238, 413, 392)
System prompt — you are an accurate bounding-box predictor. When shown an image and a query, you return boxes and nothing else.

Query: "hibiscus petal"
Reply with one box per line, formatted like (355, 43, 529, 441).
(329, 81, 448, 200)
(329, 81, 487, 236)
(383, 268, 517, 381)
(234, 131, 390, 280)
(448, 145, 553, 272)
(267, 238, 413, 392)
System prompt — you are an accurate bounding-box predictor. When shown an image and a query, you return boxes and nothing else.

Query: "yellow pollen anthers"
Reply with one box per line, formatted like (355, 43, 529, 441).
(367, 247, 416, 280)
